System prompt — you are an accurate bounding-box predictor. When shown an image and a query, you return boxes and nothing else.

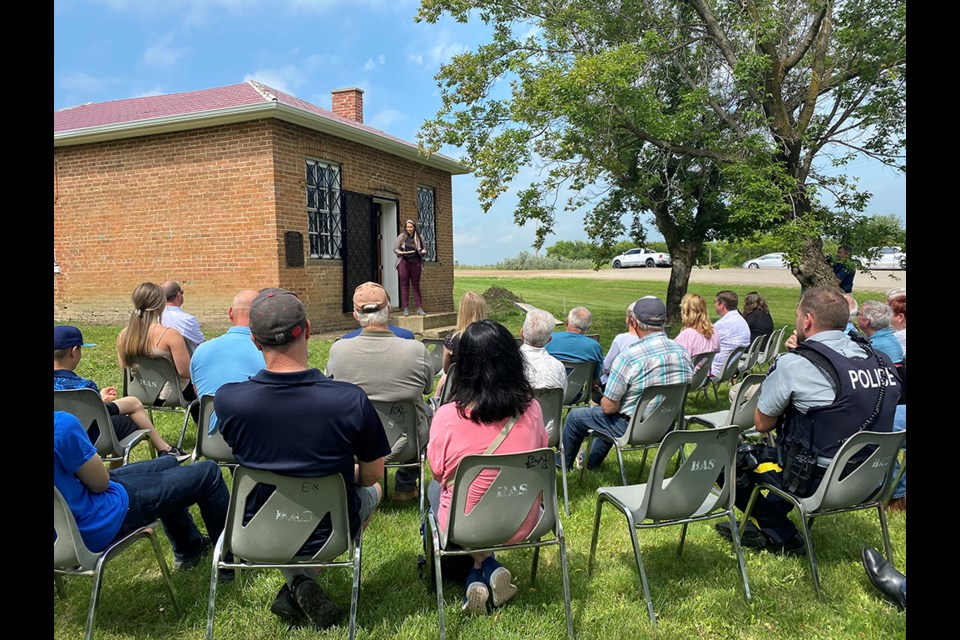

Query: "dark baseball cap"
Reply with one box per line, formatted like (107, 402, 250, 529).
(249, 288, 307, 346)
(54, 325, 96, 350)
(632, 296, 667, 327)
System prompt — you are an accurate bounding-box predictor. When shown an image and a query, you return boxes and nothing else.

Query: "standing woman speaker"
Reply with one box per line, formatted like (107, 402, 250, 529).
(394, 219, 428, 316)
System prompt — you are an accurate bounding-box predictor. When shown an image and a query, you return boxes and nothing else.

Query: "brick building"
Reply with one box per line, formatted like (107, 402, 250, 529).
(54, 81, 468, 330)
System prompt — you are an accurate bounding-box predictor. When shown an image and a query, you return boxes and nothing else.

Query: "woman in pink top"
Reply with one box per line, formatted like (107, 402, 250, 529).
(673, 293, 720, 366)
(427, 319, 548, 616)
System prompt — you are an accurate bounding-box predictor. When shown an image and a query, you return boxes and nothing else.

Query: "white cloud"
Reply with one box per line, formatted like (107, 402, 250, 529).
(368, 108, 403, 131)
(143, 32, 189, 66)
(409, 29, 467, 67)
(132, 86, 166, 98)
(407, 53, 423, 65)
(58, 71, 116, 93)
(243, 66, 306, 95)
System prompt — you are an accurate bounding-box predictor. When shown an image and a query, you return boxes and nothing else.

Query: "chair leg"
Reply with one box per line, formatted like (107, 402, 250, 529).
(348, 534, 363, 640)
(559, 442, 570, 517)
(798, 514, 822, 597)
(427, 518, 447, 640)
(86, 556, 110, 640)
(877, 502, 895, 563)
(725, 513, 752, 603)
(176, 405, 194, 450)
(206, 534, 226, 640)
(588, 495, 606, 575)
(616, 444, 628, 486)
(578, 434, 592, 485)
(677, 523, 688, 557)
(146, 529, 182, 617)
(418, 456, 427, 526)
(531, 545, 541, 584)
(54, 574, 66, 599)
(624, 511, 657, 627)
(557, 526, 575, 640)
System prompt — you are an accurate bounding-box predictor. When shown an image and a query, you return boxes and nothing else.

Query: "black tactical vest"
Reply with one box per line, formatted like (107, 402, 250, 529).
(780, 337, 901, 459)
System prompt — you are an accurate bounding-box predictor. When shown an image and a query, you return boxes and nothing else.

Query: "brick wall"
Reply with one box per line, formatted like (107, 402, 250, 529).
(54, 117, 455, 331)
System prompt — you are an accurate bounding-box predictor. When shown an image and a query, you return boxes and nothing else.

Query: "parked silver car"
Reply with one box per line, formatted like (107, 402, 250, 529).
(741, 252, 787, 269)
(857, 246, 906, 270)
(611, 248, 672, 268)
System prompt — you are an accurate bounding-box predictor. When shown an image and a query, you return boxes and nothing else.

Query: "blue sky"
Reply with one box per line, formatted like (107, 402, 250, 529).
(54, 0, 906, 266)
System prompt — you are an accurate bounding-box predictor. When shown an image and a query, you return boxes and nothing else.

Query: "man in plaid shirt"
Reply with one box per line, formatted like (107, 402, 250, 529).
(560, 297, 693, 470)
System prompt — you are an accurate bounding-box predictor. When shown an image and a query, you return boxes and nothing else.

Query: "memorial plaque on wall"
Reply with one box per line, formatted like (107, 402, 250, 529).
(284, 231, 304, 267)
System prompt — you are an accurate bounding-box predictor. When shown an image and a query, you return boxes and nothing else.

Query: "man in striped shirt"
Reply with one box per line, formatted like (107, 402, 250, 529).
(560, 297, 693, 470)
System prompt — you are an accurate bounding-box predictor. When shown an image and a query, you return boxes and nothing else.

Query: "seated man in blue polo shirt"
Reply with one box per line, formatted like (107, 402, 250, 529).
(189, 289, 266, 434)
(54, 410, 229, 572)
(216, 288, 391, 630)
(544, 306, 604, 402)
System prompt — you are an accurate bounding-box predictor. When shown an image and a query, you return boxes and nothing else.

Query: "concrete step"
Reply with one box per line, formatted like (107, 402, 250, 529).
(392, 311, 458, 334)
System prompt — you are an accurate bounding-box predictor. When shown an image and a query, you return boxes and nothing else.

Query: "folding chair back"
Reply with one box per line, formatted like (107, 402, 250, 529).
(532, 387, 564, 448)
(54, 487, 97, 571)
(727, 373, 765, 432)
(421, 338, 446, 377)
(191, 395, 236, 466)
(641, 426, 738, 521)
(371, 399, 421, 463)
(437, 362, 457, 406)
(739, 335, 765, 374)
(805, 429, 907, 512)
(53, 388, 151, 464)
(688, 351, 716, 396)
(124, 355, 191, 409)
(617, 383, 689, 448)
(560, 360, 596, 406)
(445, 449, 558, 549)
(227, 468, 352, 564)
(756, 326, 785, 369)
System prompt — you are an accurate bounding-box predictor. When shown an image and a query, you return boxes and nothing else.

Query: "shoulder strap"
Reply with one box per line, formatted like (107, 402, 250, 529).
(155, 326, 171, 348)
(441, 414, 519, 490)
(791, 343, 841, 402)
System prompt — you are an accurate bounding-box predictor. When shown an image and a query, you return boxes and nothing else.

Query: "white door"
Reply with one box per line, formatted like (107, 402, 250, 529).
(376, 198, 400, 308)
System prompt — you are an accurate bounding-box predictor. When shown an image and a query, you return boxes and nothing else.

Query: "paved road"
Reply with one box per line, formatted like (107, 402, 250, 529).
(456, 266, 906, 294)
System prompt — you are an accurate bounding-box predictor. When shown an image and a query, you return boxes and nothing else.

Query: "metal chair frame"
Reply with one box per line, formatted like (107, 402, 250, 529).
(709, 345, 748, 407)
(53, 388, 154, 466)
(55, 487, 182, 640)
(190, 394, 237, 468)
(533, 387, 570, 516)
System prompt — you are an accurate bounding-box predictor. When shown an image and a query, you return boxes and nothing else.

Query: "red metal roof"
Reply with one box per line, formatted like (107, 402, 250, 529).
(54, 80, 421, 152)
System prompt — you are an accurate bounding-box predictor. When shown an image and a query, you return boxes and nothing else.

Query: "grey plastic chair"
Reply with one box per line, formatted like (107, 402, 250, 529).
(421, 337, 446, 378)
(741, 429, 907, 596)
(560, 360, 597, 406)
(687, 351, 717, 403)
(424, 448, 574, 640)
(123, 355, 197, 449)
(53, 388, 154, 466)
(588, 426, 750, 627)
(581, 382, 689, 486)
(207, 468, 363, 640)
(737, 335, 765, 378)
(532, 387, 570, 516)
(755, 326, 786, 371)
(55, 487, 181, 640)
(437, 362, 457, 407)
(370, 398, 427, 522)
(686, 373, 765, 434)
(190, 394, 236, 468)
(709, 345, 748, 407)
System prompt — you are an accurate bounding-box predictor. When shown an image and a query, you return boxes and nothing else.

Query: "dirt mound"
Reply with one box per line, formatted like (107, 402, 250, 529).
(481, 286, 524, 314)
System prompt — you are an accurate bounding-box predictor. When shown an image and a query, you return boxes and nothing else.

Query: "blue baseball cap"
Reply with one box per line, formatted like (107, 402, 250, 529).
(54, 325, 96, 350)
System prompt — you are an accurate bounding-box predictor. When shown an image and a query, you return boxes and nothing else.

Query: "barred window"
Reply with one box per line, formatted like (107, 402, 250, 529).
(417, 186, 437, 262)
(306, 159, 342, 259)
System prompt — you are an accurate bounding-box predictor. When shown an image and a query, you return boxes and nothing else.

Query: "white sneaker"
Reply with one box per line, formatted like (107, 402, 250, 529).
(488, 567, 517, 608)
(461, 581, 489, 615)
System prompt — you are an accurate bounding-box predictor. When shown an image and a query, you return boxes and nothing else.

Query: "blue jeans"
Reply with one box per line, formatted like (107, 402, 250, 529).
(891, 405, 906, 499)
(561, 406, 630, 469)
(110, 456, 229, 562)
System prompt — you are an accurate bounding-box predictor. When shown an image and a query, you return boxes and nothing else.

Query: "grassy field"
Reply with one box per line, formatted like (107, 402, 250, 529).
(54, 277, 906, 640)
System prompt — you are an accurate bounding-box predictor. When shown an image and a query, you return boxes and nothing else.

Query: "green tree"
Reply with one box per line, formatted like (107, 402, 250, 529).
(416, 0, 905, 310)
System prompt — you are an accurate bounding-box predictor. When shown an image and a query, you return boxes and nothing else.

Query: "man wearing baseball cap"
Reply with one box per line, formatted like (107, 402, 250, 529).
(560, 296, 693, 471)
(54, 325, 186, 461)
(215, 288, 390, 630)
(327, 282, 434, 503)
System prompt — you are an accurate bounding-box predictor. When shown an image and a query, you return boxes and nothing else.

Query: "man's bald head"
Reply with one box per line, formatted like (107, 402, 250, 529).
(161, 280, 182, 301)
(229, 289, 260, 327)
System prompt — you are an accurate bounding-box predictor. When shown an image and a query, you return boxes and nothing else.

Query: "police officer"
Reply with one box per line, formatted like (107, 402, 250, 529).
(716, 287, 901, 553)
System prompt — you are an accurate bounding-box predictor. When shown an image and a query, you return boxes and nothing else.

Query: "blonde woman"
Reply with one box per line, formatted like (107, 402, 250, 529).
(674, 293, 719, 364)
(117, 282, 195, 406)
(435, 292, 487, 399)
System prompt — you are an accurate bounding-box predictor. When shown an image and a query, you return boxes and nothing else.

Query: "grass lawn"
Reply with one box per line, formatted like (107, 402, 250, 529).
(54, 277, 906, 640)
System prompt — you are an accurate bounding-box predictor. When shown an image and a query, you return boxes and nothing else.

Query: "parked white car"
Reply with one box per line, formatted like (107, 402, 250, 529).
(741, 252, 788, 269)
(857, 246, 906, 270)
(611, 248, 672, 268)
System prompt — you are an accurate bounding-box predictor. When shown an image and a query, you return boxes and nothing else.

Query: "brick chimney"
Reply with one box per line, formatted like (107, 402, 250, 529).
(331, 87, 364, 124)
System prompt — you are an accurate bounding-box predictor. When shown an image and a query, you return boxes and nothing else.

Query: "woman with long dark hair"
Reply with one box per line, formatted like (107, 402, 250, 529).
(426, 320, 548, 615)
(393, 219, 427, 316)
(743, 291, 774, 350)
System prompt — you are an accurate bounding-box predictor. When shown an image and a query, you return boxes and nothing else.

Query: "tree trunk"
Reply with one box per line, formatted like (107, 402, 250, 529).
(789, 235, 837, 290)
(665, 241, 701, 327)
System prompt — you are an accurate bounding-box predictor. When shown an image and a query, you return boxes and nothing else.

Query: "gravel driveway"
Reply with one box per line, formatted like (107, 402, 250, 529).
(456, 266, 906, 294)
